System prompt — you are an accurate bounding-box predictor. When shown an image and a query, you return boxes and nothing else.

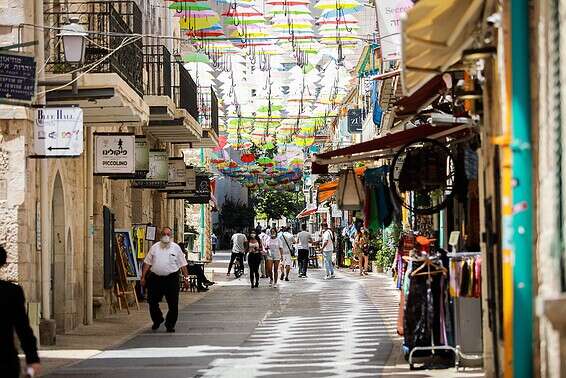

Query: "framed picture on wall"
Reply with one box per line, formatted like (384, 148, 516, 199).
(145, 225, 157, 241)
(114, 229, 140, 281)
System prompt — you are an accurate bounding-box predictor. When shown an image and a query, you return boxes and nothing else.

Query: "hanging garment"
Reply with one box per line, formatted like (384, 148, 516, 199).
(369, 188, 381, 232)
(363, 186, 372, 228)
(372, 80, 383, 127)
(459, 260, 470, 295)
(473, 256, 482, 298)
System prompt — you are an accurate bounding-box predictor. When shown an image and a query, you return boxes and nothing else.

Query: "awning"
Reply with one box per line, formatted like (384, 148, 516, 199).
(318, 181, 338, 203)
(313, 123, 473, 166)
(395, 75, 447, 117)
(401, 0, 487, 96)
(297, 208, 317, 219)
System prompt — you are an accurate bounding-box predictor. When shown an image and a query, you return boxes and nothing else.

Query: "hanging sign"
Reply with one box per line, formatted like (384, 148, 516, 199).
(132, 149, 168, 188)
(331, 204, 343, 218)
(166, 157, 186, 189)
(186, 166, 196, 191)
(0, 52, 36, 104)
(135, 136, 149, 178)
(167, 175, 211, 203)
(33, 107, 83, 157)
(376, 0, 414, 62)
(347, 108, 363, 133)
(94, 133, 135, 175)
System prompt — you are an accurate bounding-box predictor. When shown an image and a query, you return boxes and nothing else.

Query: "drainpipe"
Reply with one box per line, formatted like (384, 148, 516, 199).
(35, 0, 51, 322)
(510, 0, 533, 377)
(199, 147, 205, 259)
(85, 127, 94, 324)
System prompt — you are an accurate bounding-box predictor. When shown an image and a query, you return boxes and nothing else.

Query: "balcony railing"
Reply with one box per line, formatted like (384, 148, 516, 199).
(143, 45, 172, 98)
(44, 1, 143, 96)
(175, 62, 199, 120)
(143, 45, 199, 121)
(198, 86, 219, 136)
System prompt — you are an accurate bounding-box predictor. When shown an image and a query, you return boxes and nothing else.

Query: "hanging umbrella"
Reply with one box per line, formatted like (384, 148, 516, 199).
(179, 15, 220, 30)
(182, 52, 212, 64)
(169, 2, 211, 11)
(240, 152, 256, 163)
(314, 0, 361, 10)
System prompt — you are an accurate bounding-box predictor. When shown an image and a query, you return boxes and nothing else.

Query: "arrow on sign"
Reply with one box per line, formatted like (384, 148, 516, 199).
(47, 147, 70, 151)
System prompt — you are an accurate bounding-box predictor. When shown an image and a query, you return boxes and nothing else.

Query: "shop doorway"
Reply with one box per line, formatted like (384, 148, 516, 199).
(51, 173, 67, 332)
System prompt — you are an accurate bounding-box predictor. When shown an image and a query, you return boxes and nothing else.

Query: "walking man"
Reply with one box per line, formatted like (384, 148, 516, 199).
(321, 222, 335, 279)
(296, 224, 312, 278)
(279, 226, 294, 281)
(259, 228, 270, 278)
(227, 228, 247, 276)
(141, 227, 189, 333)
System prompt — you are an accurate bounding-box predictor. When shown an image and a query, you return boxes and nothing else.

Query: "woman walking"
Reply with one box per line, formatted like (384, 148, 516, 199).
(354, 227, 370, 275)
(247, 231, 262, 288)
(265, 228, 283, 288)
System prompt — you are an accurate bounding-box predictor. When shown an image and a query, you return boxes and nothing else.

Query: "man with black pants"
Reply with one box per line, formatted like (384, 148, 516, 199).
(227, 229, 247, 276)
(141, 227, 189, 333)
(296, 224, 312, 278)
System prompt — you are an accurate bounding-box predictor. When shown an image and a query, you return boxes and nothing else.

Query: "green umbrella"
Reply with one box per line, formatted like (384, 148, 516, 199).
(169, 2, 212, 11)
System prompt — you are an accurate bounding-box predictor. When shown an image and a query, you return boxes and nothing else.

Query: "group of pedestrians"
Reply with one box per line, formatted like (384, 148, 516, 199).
(227, 222, 338, 287)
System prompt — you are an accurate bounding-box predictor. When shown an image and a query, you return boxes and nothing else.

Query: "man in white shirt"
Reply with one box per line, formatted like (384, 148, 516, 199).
(321, 222, 335, 279)
(296, 224, 312, 278)
(141, 227, 189, 332)
(228, 229, 247, 276)
(279, 227, 294, 281)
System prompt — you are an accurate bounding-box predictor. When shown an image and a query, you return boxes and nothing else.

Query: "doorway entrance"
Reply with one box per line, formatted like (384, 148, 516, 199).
(51, 173, 66, 332)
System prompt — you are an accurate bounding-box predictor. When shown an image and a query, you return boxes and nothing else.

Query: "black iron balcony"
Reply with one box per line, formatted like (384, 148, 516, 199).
(198, 86, 219, 136)
(174, 61, 199, 120)
(44, 1, 143, 96)
(143, 45, 199, 121)
(143, 44, 172, 98)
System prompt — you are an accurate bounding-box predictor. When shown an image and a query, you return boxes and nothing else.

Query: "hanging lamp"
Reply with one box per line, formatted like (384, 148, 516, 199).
(335, 168, 365, 211)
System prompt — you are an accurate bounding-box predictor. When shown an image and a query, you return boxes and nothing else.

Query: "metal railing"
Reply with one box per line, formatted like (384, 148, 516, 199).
(44, 1, 143, 96)
(143, 44, 172, 98)
(198, 86, 219, 136)
(175, 62, 199, 120)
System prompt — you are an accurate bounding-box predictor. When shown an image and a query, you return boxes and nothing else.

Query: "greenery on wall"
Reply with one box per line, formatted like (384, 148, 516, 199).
(370, 222, 402, 270)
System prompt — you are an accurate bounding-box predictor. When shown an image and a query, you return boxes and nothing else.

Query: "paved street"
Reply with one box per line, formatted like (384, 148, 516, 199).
(45, 251, 482, 378)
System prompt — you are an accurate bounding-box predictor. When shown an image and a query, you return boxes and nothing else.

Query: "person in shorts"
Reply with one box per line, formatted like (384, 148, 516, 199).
(279, 226, 294, 281)
(265, 228, 283, 288)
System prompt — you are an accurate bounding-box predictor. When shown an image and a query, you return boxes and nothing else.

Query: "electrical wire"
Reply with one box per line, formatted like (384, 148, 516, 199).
(36, 35, 142, 96)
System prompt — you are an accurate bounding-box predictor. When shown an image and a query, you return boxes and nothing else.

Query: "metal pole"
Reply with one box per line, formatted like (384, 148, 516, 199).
(199, 147, 205, 259)
(510, 0, 533, 376)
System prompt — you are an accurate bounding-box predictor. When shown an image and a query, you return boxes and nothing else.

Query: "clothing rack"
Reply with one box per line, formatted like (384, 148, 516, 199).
(447, 252, 481, 258)
(407, 253, 459, 369)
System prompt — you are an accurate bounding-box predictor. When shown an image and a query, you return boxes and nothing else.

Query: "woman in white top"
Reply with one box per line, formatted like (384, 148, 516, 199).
(265, 228, 283, 288)
(247, 232, 262, 289)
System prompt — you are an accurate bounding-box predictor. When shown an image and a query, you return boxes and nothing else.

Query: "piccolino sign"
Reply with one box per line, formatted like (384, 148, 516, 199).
(93, 133, 135, 175)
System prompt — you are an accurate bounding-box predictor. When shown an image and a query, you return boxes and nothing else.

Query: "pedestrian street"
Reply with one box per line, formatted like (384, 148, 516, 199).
(46, 256, 397, 377)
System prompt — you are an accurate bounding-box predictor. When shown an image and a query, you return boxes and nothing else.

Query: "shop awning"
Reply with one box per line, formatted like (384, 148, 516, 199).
(395, 75, 447, 117)
(312, 123, 473, 168)
(401, 0, 487, 95)
(297, 207, 317, 219)
(318, 181, 338, 203)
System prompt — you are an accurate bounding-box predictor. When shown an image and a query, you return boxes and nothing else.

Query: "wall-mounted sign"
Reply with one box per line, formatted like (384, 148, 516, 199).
(94, 133, 135, 175)
(135, 136, 149, 177)
(33, 107, 83, 157)
(167, 175, 210, 203)
(347, 108, 363, 133)
(186, 166, 196, 191)
(0, 52, 36, 104)
(167, 158, 186, 189)
(376, 0, 414, 62)
(132, 149, 168, 188)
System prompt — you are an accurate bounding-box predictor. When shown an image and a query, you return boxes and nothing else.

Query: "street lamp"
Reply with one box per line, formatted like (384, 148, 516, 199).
(58, 18, 87, 64)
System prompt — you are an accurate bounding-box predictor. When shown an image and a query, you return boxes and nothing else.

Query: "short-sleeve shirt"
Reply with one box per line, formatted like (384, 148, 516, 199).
(231, 233, 247, 253)
(266, 237, 283, 260)
(322, 229, 334, 252)
(279, 232, 294, 254)
(144, 242, 188, 276)
(296, 231, 311, 249)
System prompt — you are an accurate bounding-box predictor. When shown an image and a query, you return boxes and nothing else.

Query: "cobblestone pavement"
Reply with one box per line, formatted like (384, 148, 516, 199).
(46, 251, 483, 377)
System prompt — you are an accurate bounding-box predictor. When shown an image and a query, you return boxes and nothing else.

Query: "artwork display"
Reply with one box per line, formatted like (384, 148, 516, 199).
(114, 229, 140, 280)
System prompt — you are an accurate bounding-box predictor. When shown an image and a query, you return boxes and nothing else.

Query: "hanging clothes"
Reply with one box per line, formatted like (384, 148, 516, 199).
(448, 255, 482, 298)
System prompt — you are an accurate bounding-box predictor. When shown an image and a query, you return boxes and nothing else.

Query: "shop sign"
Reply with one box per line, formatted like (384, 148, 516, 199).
(33, 107, 83, 157)
(167, 175, 210, 203)
(132, 149, 168, 188)
(376, 0, 414, 62)
(186, 166, 196, 191)
(166, 157, 186, 189)
(307, 187, 317, 211)
(94, 133, 135, 175)
(0, 51, 36, 104)
(331, 204, 343, 218)
(135, 136, 149, 177)
(347, 108, 363, 133)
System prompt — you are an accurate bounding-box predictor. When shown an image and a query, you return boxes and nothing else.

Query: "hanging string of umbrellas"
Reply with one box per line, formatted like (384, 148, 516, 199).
(166, 0, 369, 188)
